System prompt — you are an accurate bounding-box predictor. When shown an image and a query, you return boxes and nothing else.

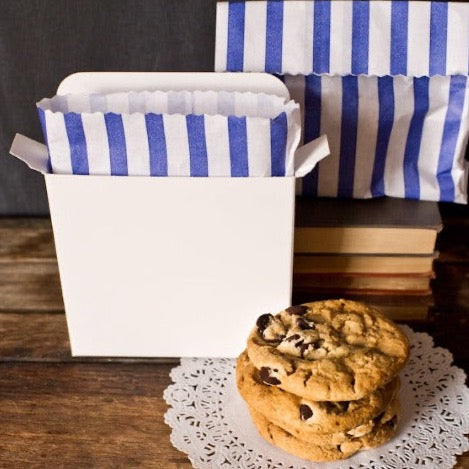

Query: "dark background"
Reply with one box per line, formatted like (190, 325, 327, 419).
(0, 0, 217, 215)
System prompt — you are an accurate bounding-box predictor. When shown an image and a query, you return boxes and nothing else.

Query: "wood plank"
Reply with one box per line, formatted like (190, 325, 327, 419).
(0, 218, 62, 312)
(0, 313, 179, 364)
(0, 362, 192, 468)
(0, 262, 63, 312)
(0, 214, 467, 467)
(0, 361, 466, 469)
(0, 218, 55, 261)
(0, 313, 70, 360)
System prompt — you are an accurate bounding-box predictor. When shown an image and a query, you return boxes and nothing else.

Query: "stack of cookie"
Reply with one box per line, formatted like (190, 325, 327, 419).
(236, 299, 409, 462)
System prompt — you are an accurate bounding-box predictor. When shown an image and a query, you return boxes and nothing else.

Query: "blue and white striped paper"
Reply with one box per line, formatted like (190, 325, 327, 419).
(286, 74, 469, 203)
(37, 90, 308, 177)
(215, 0, 469, 203)
(215, 0, 469, 76)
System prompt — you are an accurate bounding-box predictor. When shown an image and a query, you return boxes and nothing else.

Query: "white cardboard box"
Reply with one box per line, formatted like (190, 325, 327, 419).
(12, 72, 297, 357)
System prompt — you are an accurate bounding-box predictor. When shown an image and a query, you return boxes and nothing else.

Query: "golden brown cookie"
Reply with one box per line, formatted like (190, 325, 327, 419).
(249, 400, 400, 462)
(246, 299, 409, 401)
(236, 350, 400, 434)
(249, 395, 399, 446)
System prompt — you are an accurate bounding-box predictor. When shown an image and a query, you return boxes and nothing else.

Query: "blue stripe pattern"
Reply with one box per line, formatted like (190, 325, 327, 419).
(313, 1, 331, 74)
(352, 1, 370, 75)
(390, 1, 408, 75)
(64, 113, 89, 175)
(270, 112, 287, 176)
(37, 108, 52, 173)
(437, 76, 467, 201)
(104, 114, 128, 176)
(186, 115, 209, 177)
(403, 77, 430, 199)
(145, 114, 168, 176)
(220, 0, 469, 76)
(228, 116, 249, 177)
(303, 75, 322, 196)
(265, 1, 283, 72)
(429, 1, 448, 76)
(338, 76, 359, 198)
(227, 1, 245, 71)
(371, 77, 395, 197)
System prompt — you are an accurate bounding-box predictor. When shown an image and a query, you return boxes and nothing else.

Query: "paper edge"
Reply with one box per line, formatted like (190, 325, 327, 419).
(10, 134, 49, 174)
(294, 135, 330, 177)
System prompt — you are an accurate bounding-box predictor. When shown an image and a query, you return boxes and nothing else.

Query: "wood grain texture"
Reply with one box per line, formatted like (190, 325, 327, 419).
(0, 363, 191, 469)
(0, 212, 467, 468)
(0, 218, 63, 311)
(0, 218, 55, 260)
(0, 262, 63, 312)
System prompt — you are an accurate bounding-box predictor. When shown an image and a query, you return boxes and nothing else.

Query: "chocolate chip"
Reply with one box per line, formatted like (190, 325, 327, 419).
(385, 414, 398, 429)
(313, 339, 325, 349)
(373, 411, 386, 425)
(299, 404, 313, 421)
(336, 401, 350, 412)
(299, 342, 310, 357)
(285, 305, 308, 316)
(323, 401, 350, 414)
(259, 367, 281, 386)
(256, 314, 273, 334)
(285, 334, 301, 342)
(296, 317, 315, 330)
(296, 338, 324, 357)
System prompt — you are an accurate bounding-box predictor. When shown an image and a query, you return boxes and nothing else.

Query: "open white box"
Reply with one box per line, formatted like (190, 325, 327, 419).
(12, 72, 299, 357)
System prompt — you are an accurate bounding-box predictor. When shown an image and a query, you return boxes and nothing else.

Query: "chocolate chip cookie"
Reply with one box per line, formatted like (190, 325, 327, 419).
(249, 400, 400, 462)
(237, 350, 400, 434)
(246, 299, 409, 401)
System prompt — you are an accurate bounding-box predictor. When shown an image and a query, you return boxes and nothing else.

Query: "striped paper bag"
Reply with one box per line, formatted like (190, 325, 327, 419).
(36, 89, 329, 177)
(215, 0, 469, 203)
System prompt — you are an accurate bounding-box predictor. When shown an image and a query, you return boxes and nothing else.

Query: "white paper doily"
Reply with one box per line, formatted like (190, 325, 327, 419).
(164, 326, 469, 469)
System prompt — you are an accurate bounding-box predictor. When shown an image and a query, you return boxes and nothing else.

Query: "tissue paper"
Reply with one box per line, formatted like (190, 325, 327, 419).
(215, 0, 469, 203)
(37, 90, 328, 178)
(215, 0, 469, 76)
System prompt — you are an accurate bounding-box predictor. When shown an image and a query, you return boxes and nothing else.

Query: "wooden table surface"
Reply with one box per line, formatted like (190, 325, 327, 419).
(0, 203, 468, 468)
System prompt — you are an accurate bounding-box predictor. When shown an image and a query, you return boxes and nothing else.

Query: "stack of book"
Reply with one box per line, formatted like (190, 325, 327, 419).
(293, 197, 442, 320)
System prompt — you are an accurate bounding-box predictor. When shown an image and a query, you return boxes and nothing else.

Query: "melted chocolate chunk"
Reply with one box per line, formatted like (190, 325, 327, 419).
(373, 411, 386, 425)
(323, 401, 350, 414)
(259, 367, 281, 386)
(336, 401, 351, 412)
(285, 334, 301, 342)
(296, 317, 316, 330)
(297, 338, 324, 357)
(314, 338, 325, 349)
(285, 305, 308, 316)
(299, 342, 310, 357)
(299, 404, 313, 421)
(385, 414, 398, 429)
(256, 314, 273, 334)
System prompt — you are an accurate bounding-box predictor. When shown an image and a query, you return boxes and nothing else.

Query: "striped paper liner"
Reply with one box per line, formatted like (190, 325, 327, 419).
(37, 90, 307, 177)
(215, 0, 469, 77)
(215, 0, 469, 203)
(287, 75, 469, 203)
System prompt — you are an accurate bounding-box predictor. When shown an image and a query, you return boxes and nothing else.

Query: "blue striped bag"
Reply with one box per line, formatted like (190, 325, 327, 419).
(36, 89, 329, 177)
(215, 0, 469, 203)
